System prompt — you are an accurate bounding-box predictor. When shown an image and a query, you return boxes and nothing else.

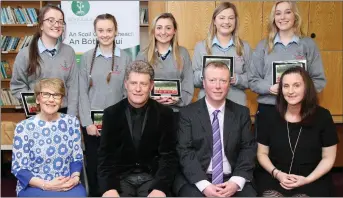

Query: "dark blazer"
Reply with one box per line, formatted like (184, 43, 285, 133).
(173, 98, 257, 194)
(98, 98, 178, 195)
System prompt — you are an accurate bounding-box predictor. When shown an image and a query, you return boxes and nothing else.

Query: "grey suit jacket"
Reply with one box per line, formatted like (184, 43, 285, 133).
(173, 98, 256, 194)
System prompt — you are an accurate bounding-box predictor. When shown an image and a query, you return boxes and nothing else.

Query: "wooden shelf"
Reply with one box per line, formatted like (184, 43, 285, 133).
(1, 24, 37, 27)
(1, 51, 18, 54)
(1, 79, 11, 82)
(1, 105, 22, 109)
(140, 24, 149, 27)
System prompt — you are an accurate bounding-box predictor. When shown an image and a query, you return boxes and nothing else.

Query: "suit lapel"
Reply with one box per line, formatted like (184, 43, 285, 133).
(197, 98, 213, 151)
(223, 101, 235, 151)
(141, 106, 150, 135)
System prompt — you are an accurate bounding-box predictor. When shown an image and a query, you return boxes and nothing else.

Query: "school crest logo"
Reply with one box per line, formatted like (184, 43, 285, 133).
(294, 50, 305, 60)
(112, 65, 121, 75)
(61, 60, 71, 71)
(71, 1, 90, 16)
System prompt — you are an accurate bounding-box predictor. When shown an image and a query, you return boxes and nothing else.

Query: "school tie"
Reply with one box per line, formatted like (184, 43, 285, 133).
(158, 50, 170, 61)
(46, 49, 56, 56)
(212, 110, 223, 184)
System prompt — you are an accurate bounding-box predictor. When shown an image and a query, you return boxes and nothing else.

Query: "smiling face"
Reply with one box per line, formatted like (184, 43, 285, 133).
(282, 73, 305, 106)
(40, 8, 64, 40)
(274, 2, 296, 32)
(36, 87, 63, 116)
(125, 72, 154, 108)
(95, 19, 116, 47)
(203, 64, 230, 106)
(154, 18, 176, 45)
(214, 8, 236, 36)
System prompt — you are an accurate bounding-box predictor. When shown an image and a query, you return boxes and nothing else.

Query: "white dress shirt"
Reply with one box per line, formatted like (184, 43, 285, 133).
(195, 99, 246, 192)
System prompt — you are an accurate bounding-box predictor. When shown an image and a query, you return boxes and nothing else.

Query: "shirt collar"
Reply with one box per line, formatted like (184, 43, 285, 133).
(212, 36, 234, 50)
(128, 101, 149, 116)
(273, 33, 300, 45)
(95, 46, 121, 58)
(205, 98, 226, 117)
(38, 38, 59, 54)
(155, 45, 172, 55)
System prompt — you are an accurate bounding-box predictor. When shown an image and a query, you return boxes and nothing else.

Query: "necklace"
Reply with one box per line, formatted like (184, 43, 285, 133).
(287, 121, 302, 174)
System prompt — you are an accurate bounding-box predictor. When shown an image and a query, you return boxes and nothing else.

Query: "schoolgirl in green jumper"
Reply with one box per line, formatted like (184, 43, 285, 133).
(10, 5, 78, 115)
(136, 13, 193, 111)
(78, 13, 131, 197)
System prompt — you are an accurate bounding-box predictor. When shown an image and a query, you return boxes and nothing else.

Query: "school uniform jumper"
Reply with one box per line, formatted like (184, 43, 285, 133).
(193, 37, 252, 106)
(136, 46, 194, 111)
(10, 39, 78, 116)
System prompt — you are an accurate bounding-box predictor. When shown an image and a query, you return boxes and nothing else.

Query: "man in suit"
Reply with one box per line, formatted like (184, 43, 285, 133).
(174, 61, 257, 197)
(98, 60, 178, 197)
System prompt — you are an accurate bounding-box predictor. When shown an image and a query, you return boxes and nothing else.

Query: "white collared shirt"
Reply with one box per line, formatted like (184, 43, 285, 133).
(273, 33, 300, 46)
(195, 98, 246, 192)
(95, 46, 121, 58)
(38, 38, 59, 56)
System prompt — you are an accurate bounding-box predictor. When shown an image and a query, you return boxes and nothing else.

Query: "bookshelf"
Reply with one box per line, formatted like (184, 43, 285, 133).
(1, 1, 40, 115)
(139, 1, 149, 50)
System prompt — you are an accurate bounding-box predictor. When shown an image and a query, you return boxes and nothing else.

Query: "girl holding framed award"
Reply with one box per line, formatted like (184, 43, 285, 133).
(192, 2, 252, 106)
(10, 5, 78, 116)
(78, 13, 131, 197)
(248, 1, 326, 125)
(136, 13, 193, 110)
(255, 67, 337, 197)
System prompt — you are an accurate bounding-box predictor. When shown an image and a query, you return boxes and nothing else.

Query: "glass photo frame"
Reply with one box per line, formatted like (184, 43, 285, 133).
(91, 110, 104, 132)
(272, 60, 307, 84)
(20, 92, 38, 117)
(202, 55, 234, 79)
(151, 79, 181, 98)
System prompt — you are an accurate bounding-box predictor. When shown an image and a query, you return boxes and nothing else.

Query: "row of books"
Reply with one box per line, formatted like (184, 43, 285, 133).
(1, 61, 12, 79)
(1, 7, 38, 25)
(1, 35, 33, 52)
(1, 89, 21, 106)
(140, 7, 148, 25)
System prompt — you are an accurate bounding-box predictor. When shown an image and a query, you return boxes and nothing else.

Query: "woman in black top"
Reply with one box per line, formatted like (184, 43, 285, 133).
(256, 67, 338, 197)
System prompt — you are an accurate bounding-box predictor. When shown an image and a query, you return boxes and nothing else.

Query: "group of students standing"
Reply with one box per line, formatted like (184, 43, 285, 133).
(9, 0, 338, 197)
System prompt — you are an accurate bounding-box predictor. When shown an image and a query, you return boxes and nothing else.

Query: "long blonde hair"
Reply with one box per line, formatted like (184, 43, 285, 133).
(205, 2, 244, 56)
(144, 13, 183, 71)
(267, 1, 303, 53)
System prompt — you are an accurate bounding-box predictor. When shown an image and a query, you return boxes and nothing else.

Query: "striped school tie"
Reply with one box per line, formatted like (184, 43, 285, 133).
(46, 49, 56, 56)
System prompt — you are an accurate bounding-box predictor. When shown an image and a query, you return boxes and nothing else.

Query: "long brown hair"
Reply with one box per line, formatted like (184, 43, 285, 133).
(205, 2, 244, 56)
(145, 13, 183, 71)
(267, 1, 303, 53)
(28, 5, 65, 76)
(276, 67, 318, 124)
(89, 13, 118, 87)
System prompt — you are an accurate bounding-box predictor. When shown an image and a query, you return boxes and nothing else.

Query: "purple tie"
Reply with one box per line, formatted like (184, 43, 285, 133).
(212, 110, 223, 184)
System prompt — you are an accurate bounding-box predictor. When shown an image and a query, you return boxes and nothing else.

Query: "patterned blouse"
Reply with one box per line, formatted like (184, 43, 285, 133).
(11, 114, 83, 195)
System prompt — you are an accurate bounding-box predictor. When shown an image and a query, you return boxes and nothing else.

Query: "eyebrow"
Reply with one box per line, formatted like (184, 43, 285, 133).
(276, 8, 292, 12)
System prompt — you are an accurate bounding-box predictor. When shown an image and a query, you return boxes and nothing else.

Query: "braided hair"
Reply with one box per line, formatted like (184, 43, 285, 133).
(89, 13, 118, 88)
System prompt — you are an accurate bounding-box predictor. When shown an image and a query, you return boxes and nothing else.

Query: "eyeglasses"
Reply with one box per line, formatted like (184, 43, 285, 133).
(40, 92, 63, 100)
(43, 17, 66, 26)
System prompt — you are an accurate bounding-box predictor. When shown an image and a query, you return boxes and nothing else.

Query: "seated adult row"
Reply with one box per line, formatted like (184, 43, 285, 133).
(11, 61, 338, 197)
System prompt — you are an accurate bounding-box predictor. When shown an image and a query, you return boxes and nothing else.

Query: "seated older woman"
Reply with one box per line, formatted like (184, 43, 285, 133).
(11, 78, 86, 197)
(255, 67, 338, 197)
